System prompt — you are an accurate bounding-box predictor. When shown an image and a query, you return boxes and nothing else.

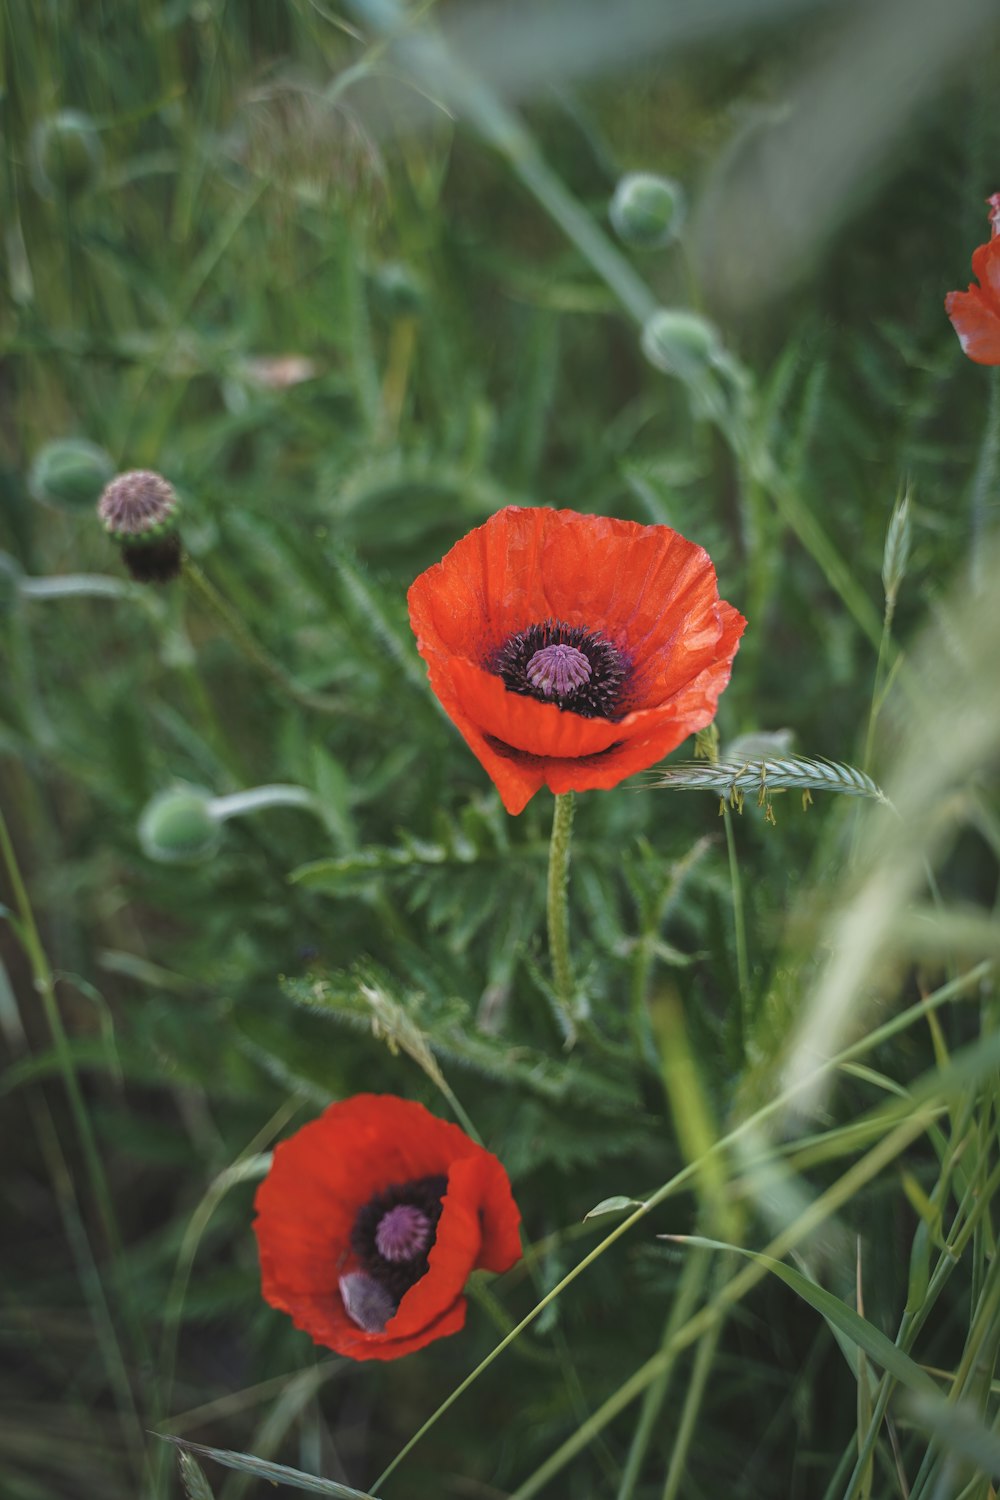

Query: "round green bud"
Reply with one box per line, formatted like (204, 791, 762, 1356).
(370, 262, 425, 318)
(640, 309, 722, 382)
(610, 173, 685, 250)
(31, 111, 104, 199)
(139, 786, 220, 864)
(29, 438, 116, 511)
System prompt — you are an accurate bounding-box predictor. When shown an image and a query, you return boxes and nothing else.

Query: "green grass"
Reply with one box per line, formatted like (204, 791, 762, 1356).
(2, 2, 1000, 1498)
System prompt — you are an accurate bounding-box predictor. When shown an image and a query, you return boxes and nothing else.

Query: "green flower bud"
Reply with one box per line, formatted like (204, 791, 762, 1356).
(640, 308, 722, 382)
(610, 173, 685, 250)
(31, 111, 104, 199)
(370, 262, 425, 318)
(139, 786, 220, 864)
(30, 438, 115, 512)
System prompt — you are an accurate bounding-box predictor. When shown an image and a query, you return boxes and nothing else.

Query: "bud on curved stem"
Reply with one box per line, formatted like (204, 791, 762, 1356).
(139, 782, 324, 864)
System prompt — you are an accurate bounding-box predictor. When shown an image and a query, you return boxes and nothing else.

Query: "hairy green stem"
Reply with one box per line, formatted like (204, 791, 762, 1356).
(546, 792, 576, 1035)
(208, 785, 321, 821)
(968, 367, 1000, 592)
(722, 805, 750, 1045)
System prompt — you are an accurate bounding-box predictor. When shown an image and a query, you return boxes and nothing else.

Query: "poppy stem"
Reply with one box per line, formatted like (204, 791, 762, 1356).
(722, 805, 751, 1047)
(968, 366, 1000, 593)
(546, 792, 576, 1037)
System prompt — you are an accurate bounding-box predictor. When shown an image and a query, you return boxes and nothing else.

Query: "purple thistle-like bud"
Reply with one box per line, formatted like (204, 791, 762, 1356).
(97, 469, 182, 583)
(339, 1271, 396, 1334)
(98, 469, 178, 540)
(375, 1203, 432, 1263)
(525, 643, 592, 700)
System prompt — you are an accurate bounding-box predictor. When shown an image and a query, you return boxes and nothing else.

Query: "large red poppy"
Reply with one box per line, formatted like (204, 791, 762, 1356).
(253, 1095, 521, 1361)
(945, 195, 1000, 365)
(407, 506, 745, 815)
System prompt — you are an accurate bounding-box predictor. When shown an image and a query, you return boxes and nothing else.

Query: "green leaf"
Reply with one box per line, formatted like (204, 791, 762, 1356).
(584, 1195, 647, 1220)
(664, 1235, 938, 1396)
(157, 1436, 382, 1499)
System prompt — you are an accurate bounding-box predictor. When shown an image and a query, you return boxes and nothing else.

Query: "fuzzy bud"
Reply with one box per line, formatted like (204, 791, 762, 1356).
(98, 470, 182, 583)
(610, 173, 685, 249)
(31, 111, 104, 199)
(371, 261, 425, 318)
(640, 308, 722, 382)
(30, 439, 115, 512)
(139, 786, 220, 864)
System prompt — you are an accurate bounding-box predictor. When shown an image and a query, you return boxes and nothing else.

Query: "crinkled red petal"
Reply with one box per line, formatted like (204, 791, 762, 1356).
(253, 1094, 521, 1360)
(945, 286, 1000, 365)
(408, 507, 745, 813)
(972, 238, 1000, 301)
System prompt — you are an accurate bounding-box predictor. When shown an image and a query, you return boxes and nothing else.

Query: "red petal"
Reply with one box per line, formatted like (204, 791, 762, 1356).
(945, 287, 1000, 365)
(946, 239, 1000, 365)
(971, 237, 1000, 301)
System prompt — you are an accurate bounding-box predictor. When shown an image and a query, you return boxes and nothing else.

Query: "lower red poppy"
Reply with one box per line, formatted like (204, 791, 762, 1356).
(408, 506, 745, 813)
(945, 202, 1000, 365)
(253, 1095, 522, 1360)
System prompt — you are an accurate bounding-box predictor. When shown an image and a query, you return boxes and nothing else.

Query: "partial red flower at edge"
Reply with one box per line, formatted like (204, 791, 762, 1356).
(407, 506, 746, 815)
(253, 1094, 521, 1361)
(945, 195, 1000, 365)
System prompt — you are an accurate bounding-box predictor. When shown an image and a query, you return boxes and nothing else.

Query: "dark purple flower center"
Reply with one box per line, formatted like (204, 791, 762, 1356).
(525, 643, 591, 699)
(493, 621, 629, 719)
(343, 1173, 448, 1332)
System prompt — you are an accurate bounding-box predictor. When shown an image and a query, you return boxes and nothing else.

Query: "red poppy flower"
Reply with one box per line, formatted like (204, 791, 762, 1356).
(253, 1094, 521, 1361)
(407, 506, 745, 815)
(945, 195, 1000, 365)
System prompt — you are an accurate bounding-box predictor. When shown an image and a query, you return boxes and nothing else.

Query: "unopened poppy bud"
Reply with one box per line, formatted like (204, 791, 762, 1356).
(139, 786, 220, 864)
(610, 172, 685, 249)
(97, 469, 182, 583)
(31, 110, 103, 199)
(371, 261, 425, 318)
(30, 438, 115, 511)
(640, 308, 722, 382)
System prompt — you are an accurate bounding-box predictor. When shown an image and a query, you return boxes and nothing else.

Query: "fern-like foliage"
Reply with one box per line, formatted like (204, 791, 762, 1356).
(280, 966, 641, 1115)
(651, 755, 891, 812)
